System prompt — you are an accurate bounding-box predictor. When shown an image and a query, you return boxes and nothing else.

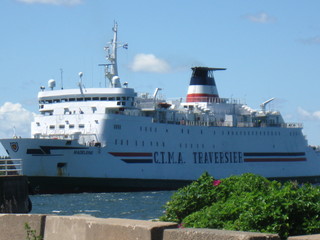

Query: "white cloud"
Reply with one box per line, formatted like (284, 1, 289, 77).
(244, 12, 276, 24)
(130, 54, 171, 73)
(297, 107, 320, 120)
(0, 102, 35, 138)
(17, 0, 82, 6)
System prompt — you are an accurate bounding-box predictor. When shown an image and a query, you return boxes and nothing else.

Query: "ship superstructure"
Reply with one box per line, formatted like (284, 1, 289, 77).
(1, 23, 320, 194)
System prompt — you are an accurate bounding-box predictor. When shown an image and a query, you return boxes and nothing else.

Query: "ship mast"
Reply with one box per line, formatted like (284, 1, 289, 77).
(102, 22, 128, 88)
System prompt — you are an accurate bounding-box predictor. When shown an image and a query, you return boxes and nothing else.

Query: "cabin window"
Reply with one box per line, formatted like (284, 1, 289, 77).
(77, 98, 84, 101)
(79, 124, 85, 128)
(69, 124, 75, 129)
(101, 97, 108, 100)
(69, 98, 75, 102)
(59, 125, 65, 129)
(49, 125, 55, 129)
(85, 97, 91, 101)
(109, 97, 115, 101)
(92, 97, 99, 100)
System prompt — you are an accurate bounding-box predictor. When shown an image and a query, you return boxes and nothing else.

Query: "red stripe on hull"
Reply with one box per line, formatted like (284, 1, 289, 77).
(244, 158, 307, 162)
(109, 152, 153, 157)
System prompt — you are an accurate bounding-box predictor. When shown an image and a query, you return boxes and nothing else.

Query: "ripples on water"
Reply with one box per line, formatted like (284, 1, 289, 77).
(29, 191, 174, 220)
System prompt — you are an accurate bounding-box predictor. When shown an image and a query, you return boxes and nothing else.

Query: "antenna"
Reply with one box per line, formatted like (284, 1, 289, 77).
(60, 68, 64, 89)
(99, 22, 128, 88)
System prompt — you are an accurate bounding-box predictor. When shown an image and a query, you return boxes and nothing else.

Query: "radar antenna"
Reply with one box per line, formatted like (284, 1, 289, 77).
(99, 22, 128, 88)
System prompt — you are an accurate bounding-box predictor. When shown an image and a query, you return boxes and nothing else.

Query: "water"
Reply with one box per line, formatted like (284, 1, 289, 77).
(29, 191, 174, 220)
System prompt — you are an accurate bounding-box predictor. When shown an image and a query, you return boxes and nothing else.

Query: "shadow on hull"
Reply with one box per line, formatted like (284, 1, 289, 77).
(27, 175, 320, 195)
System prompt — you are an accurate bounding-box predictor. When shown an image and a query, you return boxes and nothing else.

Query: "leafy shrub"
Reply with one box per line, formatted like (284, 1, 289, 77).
(159, 172, 216, 222)
(160, 173, 320, 239)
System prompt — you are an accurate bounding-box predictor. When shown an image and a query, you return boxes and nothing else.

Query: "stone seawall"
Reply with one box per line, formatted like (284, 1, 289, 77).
(0, 214, 282, 240)
(0, 176, 31, 213)
(0, 214, 319, 240)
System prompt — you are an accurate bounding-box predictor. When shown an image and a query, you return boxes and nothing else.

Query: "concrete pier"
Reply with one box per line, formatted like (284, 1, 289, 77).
(0, 175, 31, 213)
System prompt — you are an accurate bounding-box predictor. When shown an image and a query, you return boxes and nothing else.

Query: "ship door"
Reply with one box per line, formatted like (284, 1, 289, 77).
(57, 162, 67, 176)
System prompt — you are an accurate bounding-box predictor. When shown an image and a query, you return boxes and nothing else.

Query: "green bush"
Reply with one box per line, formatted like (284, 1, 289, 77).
(160, 173, 320, 239)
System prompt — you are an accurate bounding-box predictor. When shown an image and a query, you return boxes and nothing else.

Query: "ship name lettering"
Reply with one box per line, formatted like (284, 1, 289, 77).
(193, 152, 243, 164)
(74, 150, 93, 155)
(153, 152, 184, 164)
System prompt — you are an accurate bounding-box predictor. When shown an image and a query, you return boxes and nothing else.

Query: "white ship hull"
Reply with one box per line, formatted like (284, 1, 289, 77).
(2, 114, 320, 193)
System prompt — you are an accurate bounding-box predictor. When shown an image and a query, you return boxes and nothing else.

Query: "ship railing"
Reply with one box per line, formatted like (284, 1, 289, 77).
(184, 96, 243, 104)
(0, 158, 23, 176)
(283, 123, 303, 128)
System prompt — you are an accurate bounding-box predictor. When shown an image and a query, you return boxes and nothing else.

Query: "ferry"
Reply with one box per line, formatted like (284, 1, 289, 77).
(1, 23, 320, 193)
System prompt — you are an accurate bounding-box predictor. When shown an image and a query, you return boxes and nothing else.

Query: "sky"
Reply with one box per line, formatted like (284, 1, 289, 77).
(1, 0, 320, 152)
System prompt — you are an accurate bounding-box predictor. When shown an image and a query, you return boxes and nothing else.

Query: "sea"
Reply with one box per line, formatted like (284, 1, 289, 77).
(29, 191, 175, 220)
